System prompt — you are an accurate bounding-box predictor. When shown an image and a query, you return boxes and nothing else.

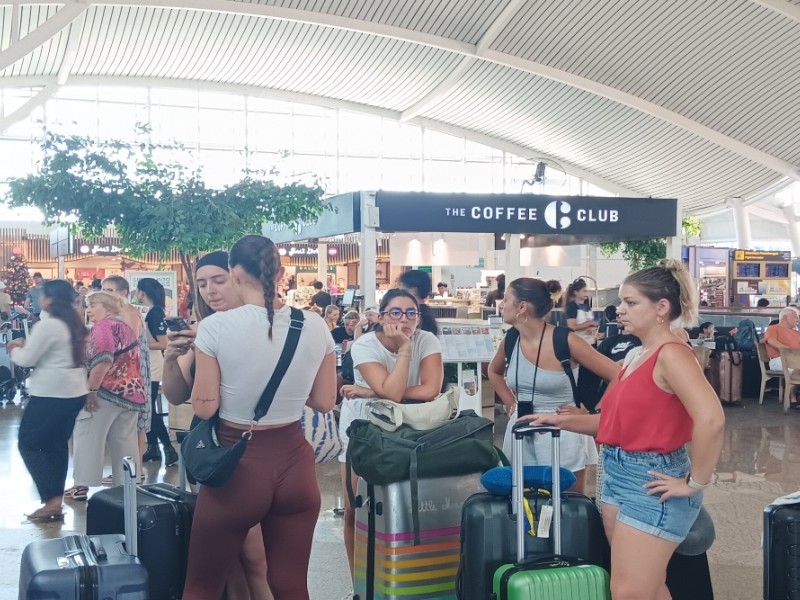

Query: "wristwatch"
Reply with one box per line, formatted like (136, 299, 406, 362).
(685, 473, 709, 490)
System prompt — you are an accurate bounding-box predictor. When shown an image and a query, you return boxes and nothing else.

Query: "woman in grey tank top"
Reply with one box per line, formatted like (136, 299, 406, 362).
(488, 278, 619, 493)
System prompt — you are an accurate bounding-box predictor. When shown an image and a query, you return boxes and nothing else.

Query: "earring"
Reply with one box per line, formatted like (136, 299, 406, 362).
(656, 315, 664, 326)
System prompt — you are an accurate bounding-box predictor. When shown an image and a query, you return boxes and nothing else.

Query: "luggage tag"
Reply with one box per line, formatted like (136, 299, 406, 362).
(537, 501, 553, 538)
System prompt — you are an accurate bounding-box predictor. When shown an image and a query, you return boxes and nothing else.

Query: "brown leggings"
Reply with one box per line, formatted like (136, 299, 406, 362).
(183, 421, 320, 600)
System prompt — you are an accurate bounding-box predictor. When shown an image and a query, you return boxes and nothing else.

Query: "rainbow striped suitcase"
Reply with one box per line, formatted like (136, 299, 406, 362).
(353, 473, 482, 599)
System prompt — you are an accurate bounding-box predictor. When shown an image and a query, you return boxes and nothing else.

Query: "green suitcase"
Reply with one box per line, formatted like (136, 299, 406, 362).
(492, 423, 611, 600)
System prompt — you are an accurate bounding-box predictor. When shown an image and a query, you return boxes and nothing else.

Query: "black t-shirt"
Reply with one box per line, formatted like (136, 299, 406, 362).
(331, 326, 354, 344)
(311, 291, 332, 308)
(565, 301, 590, 320)
(145, 306, 168, 340)
(597, 333, 641, 363)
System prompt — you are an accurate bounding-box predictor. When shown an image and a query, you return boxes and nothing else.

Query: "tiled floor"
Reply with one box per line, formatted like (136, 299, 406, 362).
(1, 390, 797, 599)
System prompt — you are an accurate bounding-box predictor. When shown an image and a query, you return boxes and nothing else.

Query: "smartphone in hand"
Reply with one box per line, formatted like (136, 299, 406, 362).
(165, 317, 191, 332)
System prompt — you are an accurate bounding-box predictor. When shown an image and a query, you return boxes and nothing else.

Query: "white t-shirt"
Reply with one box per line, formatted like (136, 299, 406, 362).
(10, 312, 88, 398)
(350, 330, 442, 394)
(194, 304, 334, 426)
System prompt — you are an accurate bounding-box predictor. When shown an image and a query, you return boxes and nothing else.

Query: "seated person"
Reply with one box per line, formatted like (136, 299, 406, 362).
(323, 305, 340, 331)
(764, 307, 800, 371)
(331, 310, 359, 351)
(698, 322, 715, 340)
(436, 282, 449, 297)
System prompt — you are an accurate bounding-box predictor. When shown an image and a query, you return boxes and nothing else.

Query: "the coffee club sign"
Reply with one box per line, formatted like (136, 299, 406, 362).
(374, 192, 678, 237)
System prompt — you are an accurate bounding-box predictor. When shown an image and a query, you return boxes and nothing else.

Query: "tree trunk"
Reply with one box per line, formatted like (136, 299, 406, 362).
(180, 252, 196, 293)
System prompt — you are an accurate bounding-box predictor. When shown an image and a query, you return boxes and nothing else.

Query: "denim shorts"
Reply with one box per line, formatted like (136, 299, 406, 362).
(601, 446, 702, 544)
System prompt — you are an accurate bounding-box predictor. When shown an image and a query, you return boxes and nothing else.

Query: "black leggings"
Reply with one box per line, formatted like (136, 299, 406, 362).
(145, 381, 171, 447)
(183, 421, 320, 600)
(18, 395, 86, 502)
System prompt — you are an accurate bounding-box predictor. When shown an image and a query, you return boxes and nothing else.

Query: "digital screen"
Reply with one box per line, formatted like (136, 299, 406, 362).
(736, 263, 761, 278)
(342, 288, 356, 307)
(765, 263, 789, 278)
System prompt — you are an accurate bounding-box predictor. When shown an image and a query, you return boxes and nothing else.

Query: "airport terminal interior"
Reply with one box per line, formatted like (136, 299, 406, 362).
(2, 0, 800, 598)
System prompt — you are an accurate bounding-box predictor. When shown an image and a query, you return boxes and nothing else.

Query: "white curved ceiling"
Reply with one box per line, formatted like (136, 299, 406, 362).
(1, 0, 799, 213)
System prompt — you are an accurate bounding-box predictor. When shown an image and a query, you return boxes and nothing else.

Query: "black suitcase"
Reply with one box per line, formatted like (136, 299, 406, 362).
(457, 428, 609, 600)
(666, 552, 714, 600)
(763, 494, 800, 599)
(19, 457, 149, 600)
(87, 471, 195, 600)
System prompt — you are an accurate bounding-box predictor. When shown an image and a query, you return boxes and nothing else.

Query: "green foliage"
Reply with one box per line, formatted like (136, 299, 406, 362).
(6, 128, 329, 285)
(599, 216, 702, 271)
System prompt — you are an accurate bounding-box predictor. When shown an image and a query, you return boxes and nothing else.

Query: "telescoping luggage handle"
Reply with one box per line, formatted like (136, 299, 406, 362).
(512, 423, 562, 562)
(122, 456, 138, 557)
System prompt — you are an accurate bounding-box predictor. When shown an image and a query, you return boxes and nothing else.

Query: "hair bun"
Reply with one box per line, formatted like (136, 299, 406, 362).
(658, 258, 683, 273)
(545, 279, 562, 295)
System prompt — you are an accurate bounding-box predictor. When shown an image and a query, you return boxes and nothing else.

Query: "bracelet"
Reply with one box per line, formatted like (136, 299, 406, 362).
(685, 473, 709, 490)
(396, 352, 411, 358)
(88, 388, 99, 393)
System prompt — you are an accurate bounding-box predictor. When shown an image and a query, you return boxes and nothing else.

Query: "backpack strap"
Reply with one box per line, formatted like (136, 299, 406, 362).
(552, 326, 580, 408)
(503, 327, 520, 371)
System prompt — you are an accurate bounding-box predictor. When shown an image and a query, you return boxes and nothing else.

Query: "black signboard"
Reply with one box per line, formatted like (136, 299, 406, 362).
(375, 192, 677, 242)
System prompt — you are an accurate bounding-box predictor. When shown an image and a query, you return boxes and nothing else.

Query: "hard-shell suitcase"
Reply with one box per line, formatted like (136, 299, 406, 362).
(353, 473, 482, 600)
(763, 492, 800, 599)
(457, 491, 608, 600)
(87, 461, 195, 600)
(710, 350, 742, 403)
(19, 457, 149, 600)
(492, 423, 611, 600)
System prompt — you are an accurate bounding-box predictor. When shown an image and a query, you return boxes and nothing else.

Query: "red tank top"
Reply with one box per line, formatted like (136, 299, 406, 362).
(596, 343, 693, 453)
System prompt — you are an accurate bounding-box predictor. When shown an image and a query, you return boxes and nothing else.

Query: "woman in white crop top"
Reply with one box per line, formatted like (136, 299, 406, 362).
(338, 288, 444, 579)
(184, 235, 336, 600)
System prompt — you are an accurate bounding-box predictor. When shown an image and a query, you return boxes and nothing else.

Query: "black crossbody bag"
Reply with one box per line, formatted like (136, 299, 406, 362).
(181, 308, 305, 487)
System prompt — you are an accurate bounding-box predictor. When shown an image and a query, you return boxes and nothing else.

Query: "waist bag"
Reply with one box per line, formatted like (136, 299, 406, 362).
(346, 409, 500, 543)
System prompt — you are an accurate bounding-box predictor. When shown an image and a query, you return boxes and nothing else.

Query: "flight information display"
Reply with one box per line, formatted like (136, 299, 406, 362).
(766, 263, 789, 278)
(736, 263, 761, 278)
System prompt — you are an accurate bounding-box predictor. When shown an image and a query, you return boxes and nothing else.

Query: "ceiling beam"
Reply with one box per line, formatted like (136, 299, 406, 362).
(749, 0, 800, 24)
(747, 204, 791, 225)
(475, 0, 527, 55)
(32, 0, 800, 183)
(0, 3, 87, 72)
(10, 2, 21, 44)
(0, 74, 640, 196)
(0, 83, 56, 132)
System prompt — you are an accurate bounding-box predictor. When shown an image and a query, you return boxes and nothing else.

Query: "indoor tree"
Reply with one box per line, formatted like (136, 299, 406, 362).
(599, 216, 702, 271)
(5, 127, 328, 289)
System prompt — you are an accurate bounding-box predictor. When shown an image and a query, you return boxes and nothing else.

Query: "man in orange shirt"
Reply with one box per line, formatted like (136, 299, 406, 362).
(764, 307, 800, 371)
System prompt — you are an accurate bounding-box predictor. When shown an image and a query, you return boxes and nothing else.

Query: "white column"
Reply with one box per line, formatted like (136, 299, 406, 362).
(359, 192, 378, 308)
(480, 233, 495, 270)
(505, 234, 522, 283)
(431, 265, 443, 288)
(731, 197, 753, 250)
(317, 242, 328, 287)
(665, 197, 684, 261)
(782, 205, 800, 257)
(57, 256, 65, 279)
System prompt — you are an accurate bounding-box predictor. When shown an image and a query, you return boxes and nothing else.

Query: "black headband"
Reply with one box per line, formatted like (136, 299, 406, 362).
(196, 251, 229, 272)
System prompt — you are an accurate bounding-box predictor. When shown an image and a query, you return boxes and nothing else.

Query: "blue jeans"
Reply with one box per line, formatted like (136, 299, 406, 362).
(601, 445, 702, 544)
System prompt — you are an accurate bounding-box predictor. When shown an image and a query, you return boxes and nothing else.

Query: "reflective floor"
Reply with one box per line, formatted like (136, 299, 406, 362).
(1, 389, 796, 599)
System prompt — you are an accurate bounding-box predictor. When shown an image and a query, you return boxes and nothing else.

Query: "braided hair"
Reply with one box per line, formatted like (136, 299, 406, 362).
(229, 235, 282, 339)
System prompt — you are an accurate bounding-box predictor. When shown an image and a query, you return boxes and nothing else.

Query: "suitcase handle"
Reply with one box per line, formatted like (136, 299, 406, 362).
(512, 422, 561, 439)
(512, 423, 562, 562)
(122, 456, 138, 557)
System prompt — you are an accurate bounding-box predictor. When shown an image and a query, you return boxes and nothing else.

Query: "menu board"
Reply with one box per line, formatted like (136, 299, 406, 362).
(438, 325, 499, 362)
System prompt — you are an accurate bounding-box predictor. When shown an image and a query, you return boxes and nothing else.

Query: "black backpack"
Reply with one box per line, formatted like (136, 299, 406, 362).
(734, 319, 759, 352)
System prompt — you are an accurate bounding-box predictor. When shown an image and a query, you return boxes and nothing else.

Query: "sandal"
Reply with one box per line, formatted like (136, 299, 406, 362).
(26, 507, 65, 523)
(101, 475, 113, 485)
(63, 486, 88, 501)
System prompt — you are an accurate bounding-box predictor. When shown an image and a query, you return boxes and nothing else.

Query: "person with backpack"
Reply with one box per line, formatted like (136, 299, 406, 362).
(487, 277, 619, 493)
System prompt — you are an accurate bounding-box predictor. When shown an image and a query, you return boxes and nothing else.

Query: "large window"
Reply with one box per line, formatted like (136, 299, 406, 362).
(0, 84, 610, 220)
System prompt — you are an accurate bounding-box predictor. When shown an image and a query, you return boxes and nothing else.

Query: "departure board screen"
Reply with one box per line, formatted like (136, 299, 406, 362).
(766, 263, 789, 278)
(736, 263, 761, 278)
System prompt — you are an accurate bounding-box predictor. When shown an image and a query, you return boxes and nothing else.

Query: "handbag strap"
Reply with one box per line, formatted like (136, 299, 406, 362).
(252, 307, 305, 423)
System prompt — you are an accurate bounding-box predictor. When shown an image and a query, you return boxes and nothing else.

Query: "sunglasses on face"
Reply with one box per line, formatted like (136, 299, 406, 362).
(381, 308, 419, 320)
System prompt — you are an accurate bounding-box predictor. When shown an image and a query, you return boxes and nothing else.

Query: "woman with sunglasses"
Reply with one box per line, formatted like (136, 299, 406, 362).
(337, 288, 444, 578)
